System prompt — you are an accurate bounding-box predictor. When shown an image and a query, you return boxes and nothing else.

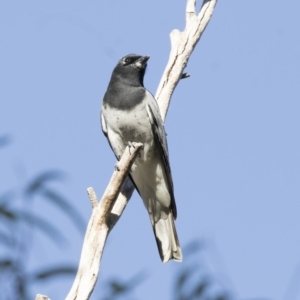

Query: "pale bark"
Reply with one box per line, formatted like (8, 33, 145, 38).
(156, 0, 218, 121)
(105, 0, 218, 236)
(65, 143, 143, 300)
(36, 0, 218, 299)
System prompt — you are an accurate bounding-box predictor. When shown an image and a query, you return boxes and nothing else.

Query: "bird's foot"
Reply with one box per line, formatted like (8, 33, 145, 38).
(128, 141, 142, 157)
(128, 141, 135, 155)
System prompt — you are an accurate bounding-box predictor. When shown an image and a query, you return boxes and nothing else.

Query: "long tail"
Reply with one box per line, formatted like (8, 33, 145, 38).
(153, 212, 182, 263)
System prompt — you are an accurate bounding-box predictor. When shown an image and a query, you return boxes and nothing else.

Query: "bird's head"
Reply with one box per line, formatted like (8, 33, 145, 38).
(113, 54, 150, 86)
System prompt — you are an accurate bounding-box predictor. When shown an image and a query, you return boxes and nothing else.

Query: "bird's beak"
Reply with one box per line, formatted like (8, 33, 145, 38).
(135, 56, 150, 69)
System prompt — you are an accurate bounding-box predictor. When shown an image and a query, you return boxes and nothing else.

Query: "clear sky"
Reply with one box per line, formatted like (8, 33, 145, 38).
(1, 0, 300, 299)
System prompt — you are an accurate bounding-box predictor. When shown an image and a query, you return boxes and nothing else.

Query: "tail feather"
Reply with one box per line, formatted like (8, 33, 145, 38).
(153, 212, 182, 263)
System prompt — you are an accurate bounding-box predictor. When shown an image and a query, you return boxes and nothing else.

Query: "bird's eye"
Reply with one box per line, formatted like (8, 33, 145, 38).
(124, 57, 131, 63)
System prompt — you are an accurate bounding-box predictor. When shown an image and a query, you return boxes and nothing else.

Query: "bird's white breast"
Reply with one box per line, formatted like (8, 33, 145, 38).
(102, 101, 155, 162)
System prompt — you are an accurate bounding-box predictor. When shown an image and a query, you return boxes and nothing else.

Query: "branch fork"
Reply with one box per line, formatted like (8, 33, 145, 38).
(36, 0, 218, 299)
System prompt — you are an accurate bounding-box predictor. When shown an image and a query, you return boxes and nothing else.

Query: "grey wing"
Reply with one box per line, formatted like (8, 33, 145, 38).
(101, 110, 108, 138)
(101, 109, 119, 160)
(145, 90, 177, 219)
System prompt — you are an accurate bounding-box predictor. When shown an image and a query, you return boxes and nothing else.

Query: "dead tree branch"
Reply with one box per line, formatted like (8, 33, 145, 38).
(105, 0, 218, 236)
(36, 0, 217, 299)
(65, 143, 143, 300)
(156, 0, 218, 121)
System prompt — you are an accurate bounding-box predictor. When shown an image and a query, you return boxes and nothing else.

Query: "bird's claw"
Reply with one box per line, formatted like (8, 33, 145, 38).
(128, 141, 136, 155)
(128, 141, 136, 148)
(128, 141, 142, 157)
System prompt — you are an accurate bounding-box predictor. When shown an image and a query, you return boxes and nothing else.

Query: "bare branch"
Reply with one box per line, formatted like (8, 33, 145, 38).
(156, 0, 218, 122)
(105, 0, 217, 239)
(64, 143, 143, 300)
(36, 1, 217, 299)
(186, 0, 196, 25)
(87, 187, 98, 208)
(109, 177, 135, 228)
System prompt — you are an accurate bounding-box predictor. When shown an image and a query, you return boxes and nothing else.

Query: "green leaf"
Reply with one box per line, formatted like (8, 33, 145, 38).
(41, 188, 86, 234)
(104, 271, 147, 299)
(20, 211, 66, 244)
(175, 266, 198, 293)
(0, 189, 16, 205)
(30, 265, 77, 281)
(0, 134, 11, 148)
(0, 229, 15, 246)
(25, 170, 66, 195)
(213, 294, 231, 300)
(0, 259, 16, 270)
(183, 240, 205, 257)
(24, 171, 85, 234)
(189, 280, 209, 298)
(0, 204, 18, 221)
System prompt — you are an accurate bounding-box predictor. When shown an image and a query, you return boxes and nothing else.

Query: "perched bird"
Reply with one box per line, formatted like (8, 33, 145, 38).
(101, 54, 182, 262)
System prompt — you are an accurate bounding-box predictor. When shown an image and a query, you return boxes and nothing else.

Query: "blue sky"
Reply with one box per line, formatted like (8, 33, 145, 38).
(1, 0, 300, 299)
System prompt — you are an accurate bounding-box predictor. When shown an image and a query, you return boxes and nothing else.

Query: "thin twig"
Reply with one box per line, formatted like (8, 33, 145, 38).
(156, 0, 218, 121)
(87, 187, 98, 208)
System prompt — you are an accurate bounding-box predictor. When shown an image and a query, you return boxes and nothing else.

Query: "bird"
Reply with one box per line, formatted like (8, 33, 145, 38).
(101, 53, 182, 263)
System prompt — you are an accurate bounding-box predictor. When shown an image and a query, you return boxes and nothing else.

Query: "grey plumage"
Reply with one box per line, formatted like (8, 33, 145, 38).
(101, 54, 182, 262)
